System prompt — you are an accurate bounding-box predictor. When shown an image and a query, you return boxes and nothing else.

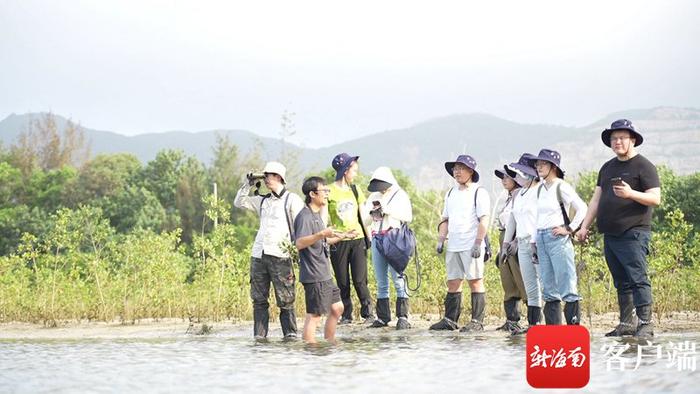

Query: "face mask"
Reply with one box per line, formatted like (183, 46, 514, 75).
(515, 174, 531, 186)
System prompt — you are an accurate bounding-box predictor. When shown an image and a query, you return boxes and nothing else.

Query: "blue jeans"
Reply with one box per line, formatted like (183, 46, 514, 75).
(517, 236, 543, 307)
(604, 228, 653, 307)
(536, 229, 580, 303)
(371, 240, 408, 299)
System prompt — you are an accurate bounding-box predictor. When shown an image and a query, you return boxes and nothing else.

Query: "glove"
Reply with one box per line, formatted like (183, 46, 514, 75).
(530, 243, 538, 264)
(471, 239, 482, 259)
(436, 237, 445, 254)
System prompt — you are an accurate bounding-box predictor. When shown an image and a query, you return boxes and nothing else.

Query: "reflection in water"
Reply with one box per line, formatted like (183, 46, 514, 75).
(1, 329, 698, 393)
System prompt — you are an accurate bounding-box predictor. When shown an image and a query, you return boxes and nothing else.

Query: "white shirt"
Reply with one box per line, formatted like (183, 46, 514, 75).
(442, 183, 490, 252)
(496, 189, 517, 231)
(506, 184, 539, 242)
(535, 179, 587, 230)
(365, 186, 413, 234)
(234, 183, 305, 259)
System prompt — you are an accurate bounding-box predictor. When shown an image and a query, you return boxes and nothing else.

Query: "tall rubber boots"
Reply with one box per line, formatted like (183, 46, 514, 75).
(605, 292, 637, 337)
(370, 298, 391, 328)
(564, 301, 580, 325)
(635, 304, 654, 338)
(460, 292, 485, 332)
(543, 301, 562, 325)
(429, 292, 462, 331)
(396, 297, 411, 330)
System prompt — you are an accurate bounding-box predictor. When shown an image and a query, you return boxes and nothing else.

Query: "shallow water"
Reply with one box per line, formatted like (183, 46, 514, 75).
(1, 326, 698, 393)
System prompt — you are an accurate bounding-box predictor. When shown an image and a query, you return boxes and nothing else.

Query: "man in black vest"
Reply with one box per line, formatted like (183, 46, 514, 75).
(578, 119, 661, 337)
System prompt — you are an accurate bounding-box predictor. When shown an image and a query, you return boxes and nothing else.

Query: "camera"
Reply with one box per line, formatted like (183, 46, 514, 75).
(246, 172, 265, 185)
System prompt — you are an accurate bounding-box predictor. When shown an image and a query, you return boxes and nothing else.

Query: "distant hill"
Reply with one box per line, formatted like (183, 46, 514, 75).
(2, 107, 699, 191)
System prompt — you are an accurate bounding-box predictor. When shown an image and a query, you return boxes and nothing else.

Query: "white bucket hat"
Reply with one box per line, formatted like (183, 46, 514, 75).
(263, 161, 287, 183)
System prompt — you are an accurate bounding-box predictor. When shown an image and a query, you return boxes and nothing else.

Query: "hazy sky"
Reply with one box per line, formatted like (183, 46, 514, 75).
(2, 0, 699, 147)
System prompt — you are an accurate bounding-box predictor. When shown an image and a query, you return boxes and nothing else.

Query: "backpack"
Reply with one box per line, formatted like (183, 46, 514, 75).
(447, 186, 492, 262)
(372, 190, 422, 292)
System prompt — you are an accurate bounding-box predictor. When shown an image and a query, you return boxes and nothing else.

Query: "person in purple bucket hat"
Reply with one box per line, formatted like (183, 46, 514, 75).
(430, 154, 491, 332)
(528, 148, 588, 326)
(577, 119, 661, 338)
(501, 153, 544, 334)
(492, 164, 527, 334)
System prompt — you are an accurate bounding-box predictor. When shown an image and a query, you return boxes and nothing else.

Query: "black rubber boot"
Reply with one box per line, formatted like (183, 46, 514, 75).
(279, 308, 297, 338)
(635, 304, 654, 338)
(606, 292, 637, 337)
(430, 292, 462, 331)
(564, 301, 580, 325)
(528, 306, 542, 326)
(543, 301, 562, 325)
(460, 292, 485, 332)
(395, 298, 411, 330)
(370, 298, 391, 328)
(497, 299, 515, 331)
(253, 306, 269, 338)
(505, 299, 524, 333)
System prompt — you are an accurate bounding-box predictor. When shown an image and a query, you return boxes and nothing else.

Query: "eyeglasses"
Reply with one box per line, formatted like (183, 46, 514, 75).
(313, 188, 331, 194)
(610, 136, 631, 142)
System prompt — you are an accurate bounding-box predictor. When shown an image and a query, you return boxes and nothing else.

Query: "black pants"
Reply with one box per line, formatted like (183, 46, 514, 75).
(330, 238, 373, 319)
(604, 228, 653, 307)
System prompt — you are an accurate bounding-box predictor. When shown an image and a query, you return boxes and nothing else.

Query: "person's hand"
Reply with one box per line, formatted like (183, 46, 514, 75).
(471, 239, 482, 259)
(345, 229, 359, 239)
(507, 239, 518, 256)
(576, 227, 589, 243)
(613, 180, 633, 199)
(530, 243, 538, 264)
(436, 236, 446, 254)
(552, 226, 571, 236)
(321, 227, 334, 238)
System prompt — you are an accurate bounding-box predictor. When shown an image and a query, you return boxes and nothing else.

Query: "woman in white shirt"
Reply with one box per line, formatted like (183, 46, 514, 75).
(529, 149, 587, 326)
(502, 154, 544, 333)
(364, 166, 414, 330)
(494, 164, 527, 334)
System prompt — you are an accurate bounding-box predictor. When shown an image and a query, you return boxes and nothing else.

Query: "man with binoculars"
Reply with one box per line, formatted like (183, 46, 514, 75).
(234, 161, 305, 339)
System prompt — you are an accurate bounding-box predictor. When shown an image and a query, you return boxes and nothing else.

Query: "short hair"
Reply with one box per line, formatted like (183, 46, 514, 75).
(302, 176, 326, 204)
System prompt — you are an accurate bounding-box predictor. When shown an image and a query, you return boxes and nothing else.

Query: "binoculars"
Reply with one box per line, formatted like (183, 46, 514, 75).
(246, 172, 265, 185)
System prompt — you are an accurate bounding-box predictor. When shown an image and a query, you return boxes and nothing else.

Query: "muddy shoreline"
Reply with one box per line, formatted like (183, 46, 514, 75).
(2, 311, 698, 339)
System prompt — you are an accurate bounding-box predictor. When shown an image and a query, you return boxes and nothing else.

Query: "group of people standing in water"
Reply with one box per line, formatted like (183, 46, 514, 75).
(235, 118, 661, 343)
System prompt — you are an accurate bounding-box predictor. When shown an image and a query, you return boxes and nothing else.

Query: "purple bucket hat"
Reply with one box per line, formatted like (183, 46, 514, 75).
(508, 153, 538, 178)
(445, 154, 479, 182)
(332, 153, 359, 182)
(526, 148, 565, 178)
(601, 119, 644, 147)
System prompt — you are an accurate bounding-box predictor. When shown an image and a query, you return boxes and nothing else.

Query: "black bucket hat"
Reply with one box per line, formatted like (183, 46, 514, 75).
(494, 165, 517, 180)
(601, 119, 644, 147)
(526, 149, 565, 178)
(445, 155, 479, 182)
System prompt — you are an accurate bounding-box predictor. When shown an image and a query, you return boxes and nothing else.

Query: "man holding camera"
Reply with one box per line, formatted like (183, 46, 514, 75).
(234, 161, 305, 339)
(577, 119, 661, 338)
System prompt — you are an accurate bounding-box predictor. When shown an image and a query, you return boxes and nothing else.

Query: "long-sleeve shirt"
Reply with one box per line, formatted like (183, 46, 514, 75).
(365, 186, 412, 235)
(504, 184, 539, 243)
(234, 183, 305, 259)
(535, 179, 587, 231)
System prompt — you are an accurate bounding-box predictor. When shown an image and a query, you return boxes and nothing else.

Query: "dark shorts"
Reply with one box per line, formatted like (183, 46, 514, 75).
(303, 279, 341, 316)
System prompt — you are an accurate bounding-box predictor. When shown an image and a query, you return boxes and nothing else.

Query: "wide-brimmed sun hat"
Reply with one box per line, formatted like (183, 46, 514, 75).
(601, 118, 644, 147)
(331, 153, 360, 182)
(445, 154, 479, 182)
(525, 149, 565, 179)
